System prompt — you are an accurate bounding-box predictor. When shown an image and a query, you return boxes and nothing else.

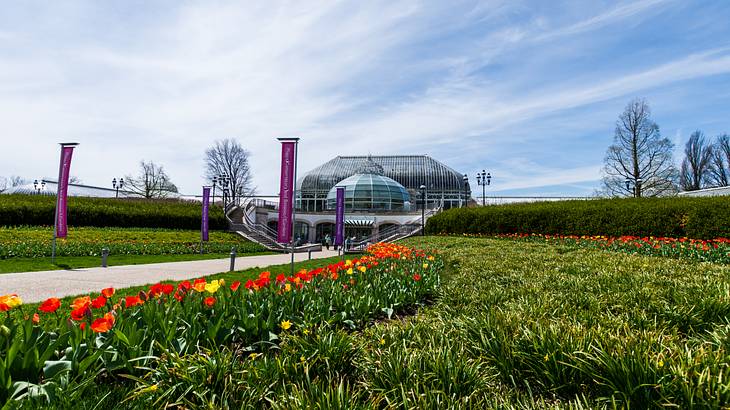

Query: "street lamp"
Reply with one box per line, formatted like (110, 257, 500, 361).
(624, 177, 643, 198)
(33, 179, 46, 195)
(462, 174, 469, 208)
(476, 170, 491, 206)
(218, 174, 230, 206)
(212, 176, 218, 206)
(112, 177, 124, 198)
(420, 184, 427, 236)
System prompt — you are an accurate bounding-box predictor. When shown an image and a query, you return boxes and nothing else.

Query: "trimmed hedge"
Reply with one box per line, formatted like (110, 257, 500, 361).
(426, 196, 730, 239)
(0, 195, 226, 230)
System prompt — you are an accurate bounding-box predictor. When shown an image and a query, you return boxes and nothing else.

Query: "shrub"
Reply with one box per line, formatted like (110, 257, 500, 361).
(0, 195, 226, 230)
(426, 196, 730, 239)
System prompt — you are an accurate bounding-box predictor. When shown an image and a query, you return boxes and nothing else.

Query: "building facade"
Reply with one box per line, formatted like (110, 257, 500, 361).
(255, 155, 470, 244)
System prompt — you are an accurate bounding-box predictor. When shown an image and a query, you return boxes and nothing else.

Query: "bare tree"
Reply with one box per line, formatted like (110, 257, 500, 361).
(0, 177, 6, 192)
(204, 139, 254, 205)
(709, 134, 730, 187)
(602, 98, 677, 197)
(125, 161, 178, 199)
(680, 130, 714, 191)
(9, 176, 25, 187)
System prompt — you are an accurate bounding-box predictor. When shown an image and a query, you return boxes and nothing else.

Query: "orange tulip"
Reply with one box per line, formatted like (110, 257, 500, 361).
(101, 287, 115, 298)
(71, 296, 91, 311)
(91, 316, 113, 333)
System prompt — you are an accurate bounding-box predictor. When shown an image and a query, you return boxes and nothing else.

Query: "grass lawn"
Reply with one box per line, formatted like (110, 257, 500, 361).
(0, 252, 273, 274)
(19, 236, 730, 409)
(0, 226, 267, 273)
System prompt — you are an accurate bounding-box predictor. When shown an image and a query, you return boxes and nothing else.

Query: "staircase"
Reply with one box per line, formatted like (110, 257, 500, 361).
(227, 199, 320, 253)
(344, 207, 442, 253)
(228, 199, 441, 253)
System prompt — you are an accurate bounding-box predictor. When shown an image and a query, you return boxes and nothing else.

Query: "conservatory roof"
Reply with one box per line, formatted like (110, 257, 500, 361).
(297, 155, 469, 193)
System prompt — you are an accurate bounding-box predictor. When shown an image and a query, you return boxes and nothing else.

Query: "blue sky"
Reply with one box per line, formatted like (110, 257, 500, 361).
(1, 0, 729, 197)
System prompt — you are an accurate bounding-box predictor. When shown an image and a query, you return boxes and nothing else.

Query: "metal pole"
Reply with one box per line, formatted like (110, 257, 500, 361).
(421, 189, 425, 236)
(101, 247, 109, 267)
(290, 140, 299, 277)
(229, 247, 236, 271)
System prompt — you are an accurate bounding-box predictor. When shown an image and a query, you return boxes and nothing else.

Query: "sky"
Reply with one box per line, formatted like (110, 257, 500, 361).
(1, 0, 729, 197)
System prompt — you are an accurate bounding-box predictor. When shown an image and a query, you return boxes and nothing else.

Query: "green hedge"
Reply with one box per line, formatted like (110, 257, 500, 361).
(0, 195, 227, 230)
(426, 196, 730, 239)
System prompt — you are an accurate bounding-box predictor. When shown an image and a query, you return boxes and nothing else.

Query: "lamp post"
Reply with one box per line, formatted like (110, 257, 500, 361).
(476, 170, 491, 206)
(112, 177, 124, 198)
(462, 174, 469, 208)
(219, 174, 230, 207)
(212, 176, 218, 206)
(33, 179, 46, 195)
(624, 177, 643, 198)
(420, 184, 426, 236)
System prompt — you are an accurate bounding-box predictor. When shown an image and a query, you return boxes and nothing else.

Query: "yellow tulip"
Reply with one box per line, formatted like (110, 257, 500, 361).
(1, 294, 22, 308)
(205, 280, 220, 294)
(358, 266, 367, 273)
(346, 268, 353, 275)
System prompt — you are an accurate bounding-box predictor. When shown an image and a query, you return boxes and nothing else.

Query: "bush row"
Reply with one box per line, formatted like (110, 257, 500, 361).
(0, 195, 226, 229)
(426, 196, 730, 239)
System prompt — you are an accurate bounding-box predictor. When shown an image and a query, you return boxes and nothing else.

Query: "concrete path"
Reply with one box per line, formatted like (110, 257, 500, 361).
(0, 250, 341, 303)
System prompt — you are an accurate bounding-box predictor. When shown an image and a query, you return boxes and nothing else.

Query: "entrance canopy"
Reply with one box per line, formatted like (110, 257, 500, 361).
(345, 217, 375, 227)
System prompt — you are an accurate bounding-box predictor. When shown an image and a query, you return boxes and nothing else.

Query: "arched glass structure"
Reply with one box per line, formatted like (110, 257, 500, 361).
(297, 155, 470, 211)
(325, 174, 411, 212)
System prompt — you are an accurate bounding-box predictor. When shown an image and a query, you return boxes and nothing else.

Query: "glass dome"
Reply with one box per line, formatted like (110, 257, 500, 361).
(326, 174, 411, 212)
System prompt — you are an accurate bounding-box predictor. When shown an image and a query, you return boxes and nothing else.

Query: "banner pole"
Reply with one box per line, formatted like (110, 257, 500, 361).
(290, 140, 299, 277)
(51, 142, 78, 264)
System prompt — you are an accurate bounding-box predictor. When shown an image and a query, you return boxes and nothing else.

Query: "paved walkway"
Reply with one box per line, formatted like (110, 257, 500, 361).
(0, 250, 341, 303)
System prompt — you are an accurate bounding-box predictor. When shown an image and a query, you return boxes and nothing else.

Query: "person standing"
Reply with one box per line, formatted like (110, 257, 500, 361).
(324, 233, 331, 250)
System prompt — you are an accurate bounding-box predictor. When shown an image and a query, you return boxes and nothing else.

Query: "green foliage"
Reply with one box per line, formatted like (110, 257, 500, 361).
(426, 196, 730, 239)
(0, 195, 226, 229)
(0, 227, 262, 259)
(20, 236, 730, 408)
(1, 247, 440, 408)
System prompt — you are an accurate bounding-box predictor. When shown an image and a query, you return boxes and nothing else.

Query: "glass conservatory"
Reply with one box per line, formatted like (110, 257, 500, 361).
(296, 155, 470, 211)
(325, 173, 411, 212)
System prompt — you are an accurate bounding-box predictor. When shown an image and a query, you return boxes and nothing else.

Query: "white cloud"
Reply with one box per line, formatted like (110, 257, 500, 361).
(0, 0, 726, 197)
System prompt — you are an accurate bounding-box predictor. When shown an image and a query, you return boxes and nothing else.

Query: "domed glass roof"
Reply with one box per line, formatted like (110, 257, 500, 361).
(326, 174, 411, 212)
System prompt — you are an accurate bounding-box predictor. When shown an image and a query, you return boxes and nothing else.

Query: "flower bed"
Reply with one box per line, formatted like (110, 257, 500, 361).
(490, 233, 730, 263)
(0, 243, 440, 404)
(0, 227, 264, 259)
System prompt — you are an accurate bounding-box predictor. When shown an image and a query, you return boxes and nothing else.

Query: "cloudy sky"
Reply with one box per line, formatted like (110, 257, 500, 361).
(1, 0, 729, 197)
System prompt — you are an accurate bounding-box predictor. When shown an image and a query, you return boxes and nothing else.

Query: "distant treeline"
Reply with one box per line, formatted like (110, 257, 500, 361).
(0, 195, 226, 230)
(426, 197, 729, 239)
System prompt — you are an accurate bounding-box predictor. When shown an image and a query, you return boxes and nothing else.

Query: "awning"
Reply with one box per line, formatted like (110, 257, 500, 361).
(345, 218, 374, 227)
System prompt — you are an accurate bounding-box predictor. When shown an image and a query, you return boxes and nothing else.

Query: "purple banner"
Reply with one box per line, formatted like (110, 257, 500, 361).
(201, 186, 211, 242)
(277, 141, 296, 243)
(55, 146, 75, 238)
(334, 187, 345, 246)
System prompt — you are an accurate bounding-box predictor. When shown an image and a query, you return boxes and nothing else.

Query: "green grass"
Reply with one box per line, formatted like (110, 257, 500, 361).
(21, 237, 730, 409)
(0, 252, 273, 274)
